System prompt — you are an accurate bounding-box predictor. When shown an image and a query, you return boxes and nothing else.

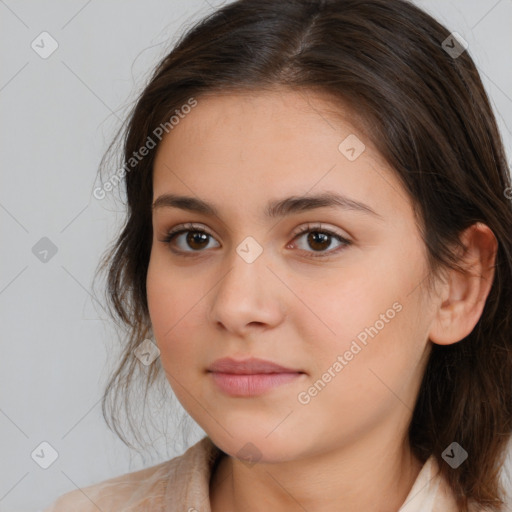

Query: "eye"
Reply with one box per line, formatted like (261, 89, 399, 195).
(288, 223, 352, 259)
(159, 222, 352, 259)
(160, 223, 219, 256)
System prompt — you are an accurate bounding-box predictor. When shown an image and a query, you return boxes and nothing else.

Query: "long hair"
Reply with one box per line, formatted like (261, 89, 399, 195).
(93, 1, 512, 509)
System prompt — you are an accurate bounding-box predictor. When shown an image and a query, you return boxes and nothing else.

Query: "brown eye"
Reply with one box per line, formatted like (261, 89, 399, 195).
(289, 225, 352, 259)
(163, 229, 219, 253)
(305, 232, 331, 251)
(184, 231, 210, 250)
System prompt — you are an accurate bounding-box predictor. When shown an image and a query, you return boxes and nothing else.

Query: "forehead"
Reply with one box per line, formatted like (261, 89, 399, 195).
(152, 89, 412, 222)
(156, 88, 374, 157)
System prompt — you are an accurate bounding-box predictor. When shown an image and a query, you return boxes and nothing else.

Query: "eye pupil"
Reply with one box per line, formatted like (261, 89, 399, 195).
(308, 232, 330, 251)
(187, 231, 209, 250)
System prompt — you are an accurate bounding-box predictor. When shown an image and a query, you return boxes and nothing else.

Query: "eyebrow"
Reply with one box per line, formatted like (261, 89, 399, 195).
(152, 192, 383, 220)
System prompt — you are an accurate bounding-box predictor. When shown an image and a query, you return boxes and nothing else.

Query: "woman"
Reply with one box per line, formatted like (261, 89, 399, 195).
(43, 0, 512, 510)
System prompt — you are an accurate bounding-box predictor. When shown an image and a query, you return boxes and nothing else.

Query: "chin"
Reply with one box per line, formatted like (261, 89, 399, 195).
(208, 428, 305, 465)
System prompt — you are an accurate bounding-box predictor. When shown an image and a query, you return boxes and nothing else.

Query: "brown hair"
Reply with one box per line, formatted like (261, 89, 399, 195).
(93, 0, 512, 509)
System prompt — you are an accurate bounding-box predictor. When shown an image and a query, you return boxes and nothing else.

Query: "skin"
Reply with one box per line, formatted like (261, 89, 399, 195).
(146, 88, 497, 512)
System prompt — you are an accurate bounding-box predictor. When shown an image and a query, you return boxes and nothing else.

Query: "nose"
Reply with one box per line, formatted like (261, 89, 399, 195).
(207, 247, 287, 335)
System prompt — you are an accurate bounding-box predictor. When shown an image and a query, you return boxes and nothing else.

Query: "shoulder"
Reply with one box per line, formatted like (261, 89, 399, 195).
(431, 457, 501, 512)
(41, 459, 171, 512)
(42, 436, 221, 512)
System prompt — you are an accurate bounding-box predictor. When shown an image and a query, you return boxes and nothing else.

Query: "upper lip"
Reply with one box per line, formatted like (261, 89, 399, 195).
(208, 357, 303, 375)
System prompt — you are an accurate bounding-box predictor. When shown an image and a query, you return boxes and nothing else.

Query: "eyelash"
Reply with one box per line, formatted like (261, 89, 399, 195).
(160, 222, 352, 259)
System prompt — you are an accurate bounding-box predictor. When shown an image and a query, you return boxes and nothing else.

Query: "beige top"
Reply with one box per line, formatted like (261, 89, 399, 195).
(42, 436, 487, 512)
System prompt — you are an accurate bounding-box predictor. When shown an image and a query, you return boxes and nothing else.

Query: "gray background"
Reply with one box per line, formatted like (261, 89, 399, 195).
(1, 1, 511, 510)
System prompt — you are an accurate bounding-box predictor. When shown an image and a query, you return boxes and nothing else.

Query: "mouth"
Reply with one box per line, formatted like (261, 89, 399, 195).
(208, 371, 305, 397)
(206, 357, 306, 396)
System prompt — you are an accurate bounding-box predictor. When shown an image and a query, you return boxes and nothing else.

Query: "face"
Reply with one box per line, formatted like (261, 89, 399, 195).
(147, 89, 435, 463)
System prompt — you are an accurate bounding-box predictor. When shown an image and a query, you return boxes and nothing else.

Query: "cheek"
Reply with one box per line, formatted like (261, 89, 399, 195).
(298, 269, 399, 357)
(147, 256, 186, 354)
(146, 256, 210, 375)
(295, 295, 425, 445)
(300, 246, 428, 395)
(147, 257, 172, 333)
(146, 249, 195, 325)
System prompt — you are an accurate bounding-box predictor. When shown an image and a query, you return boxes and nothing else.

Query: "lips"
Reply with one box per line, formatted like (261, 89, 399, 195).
(207, 357, 305, 397)
(207, 357, 304, 375)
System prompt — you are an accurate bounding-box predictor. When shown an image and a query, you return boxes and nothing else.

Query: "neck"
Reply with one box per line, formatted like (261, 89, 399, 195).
(209, 424, 423, 512)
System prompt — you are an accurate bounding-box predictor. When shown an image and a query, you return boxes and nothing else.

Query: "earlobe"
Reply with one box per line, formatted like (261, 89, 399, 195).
(428, 222, 498, 346)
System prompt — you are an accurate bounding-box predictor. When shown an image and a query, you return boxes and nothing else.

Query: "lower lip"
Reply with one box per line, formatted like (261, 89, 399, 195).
(209, 372, 303, 396)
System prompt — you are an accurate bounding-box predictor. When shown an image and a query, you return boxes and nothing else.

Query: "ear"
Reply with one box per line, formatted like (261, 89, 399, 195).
(429, 222, 498, 346)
